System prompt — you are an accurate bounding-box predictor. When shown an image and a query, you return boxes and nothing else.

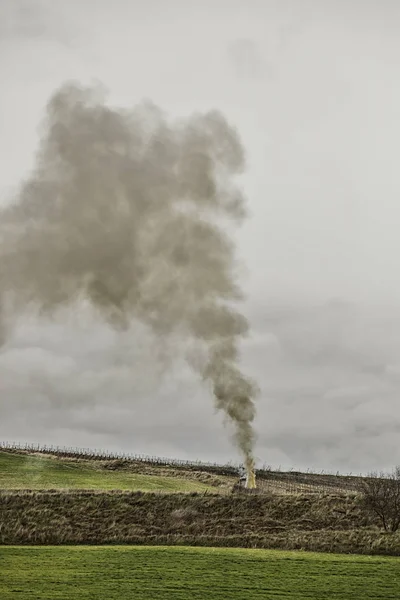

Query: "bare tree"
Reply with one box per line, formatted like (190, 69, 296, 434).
(359, 467, 400, 533)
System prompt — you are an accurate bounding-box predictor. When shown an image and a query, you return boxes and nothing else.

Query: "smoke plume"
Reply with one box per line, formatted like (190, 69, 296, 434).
(0, 82, 258, 467)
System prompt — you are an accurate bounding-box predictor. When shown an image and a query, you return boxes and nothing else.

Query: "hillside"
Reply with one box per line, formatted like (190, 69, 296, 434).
(1, 489, 400, 556)
(0, 444, 363, 495)
(2, 444, 400, 556)
(0, 450, 228, 493)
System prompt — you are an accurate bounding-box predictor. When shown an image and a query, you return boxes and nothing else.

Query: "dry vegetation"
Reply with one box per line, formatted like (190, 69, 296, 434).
(359, 467, 400, 533)
(1, 489, 399, 555)
(1, 445, 400, 556)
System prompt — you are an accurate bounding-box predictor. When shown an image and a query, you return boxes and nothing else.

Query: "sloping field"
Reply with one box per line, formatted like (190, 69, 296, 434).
(0, 446, 363, 495)
(0, 451, 217, 493)
(2, 489, 400, 556)
(1, 449, 400, 555)
(1, 546, 399, 599)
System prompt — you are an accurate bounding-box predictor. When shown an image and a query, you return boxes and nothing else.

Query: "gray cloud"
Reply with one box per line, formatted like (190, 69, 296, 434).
(2, 0, 400, 475)
(0, 311, 234, 461)
(2, 300, 400, 473)
(228, 39, 270, 80)
(0, 0, 74, 45)
(243, 302, 400, 472)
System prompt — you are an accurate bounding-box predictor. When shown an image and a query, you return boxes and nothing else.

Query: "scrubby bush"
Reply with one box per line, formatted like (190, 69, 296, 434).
(359, 467, 400, 533)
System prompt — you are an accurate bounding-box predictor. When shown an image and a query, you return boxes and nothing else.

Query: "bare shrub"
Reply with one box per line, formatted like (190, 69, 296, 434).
(359, 467, 400, 533)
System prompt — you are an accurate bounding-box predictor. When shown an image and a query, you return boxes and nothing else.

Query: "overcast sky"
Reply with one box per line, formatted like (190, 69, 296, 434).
(1, 0, 400, 474)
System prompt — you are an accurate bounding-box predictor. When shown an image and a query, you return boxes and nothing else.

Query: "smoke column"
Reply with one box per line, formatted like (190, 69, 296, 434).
(0, 82, 258, 478)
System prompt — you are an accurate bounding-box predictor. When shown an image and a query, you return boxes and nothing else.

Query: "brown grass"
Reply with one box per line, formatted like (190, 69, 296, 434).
(1, 490, 399, 555)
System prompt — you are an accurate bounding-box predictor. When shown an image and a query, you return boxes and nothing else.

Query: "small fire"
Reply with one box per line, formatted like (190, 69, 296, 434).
(245, 457, 256, 489)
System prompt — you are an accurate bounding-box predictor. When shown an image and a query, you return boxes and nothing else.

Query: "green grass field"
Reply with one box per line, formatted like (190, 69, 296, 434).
(1, 546, 399, 599)
(0, 451, 211, 492)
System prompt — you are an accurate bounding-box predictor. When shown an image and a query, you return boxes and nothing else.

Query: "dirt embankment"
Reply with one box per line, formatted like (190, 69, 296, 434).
(1, 490, 399, 555)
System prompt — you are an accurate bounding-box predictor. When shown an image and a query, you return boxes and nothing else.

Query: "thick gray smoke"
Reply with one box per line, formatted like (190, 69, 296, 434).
(0, 82, 258, 464)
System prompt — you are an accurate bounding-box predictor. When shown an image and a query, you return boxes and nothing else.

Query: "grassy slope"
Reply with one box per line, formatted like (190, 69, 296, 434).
(1, 546, 399, 600)
(0, 451, 212, 492)
(4, 490, 400, 556)
(2, 449, 399, 556)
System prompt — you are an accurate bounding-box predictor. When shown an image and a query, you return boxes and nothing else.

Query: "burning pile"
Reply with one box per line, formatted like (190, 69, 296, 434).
(245, 457, 256, 489)
(237, 460, 256, 490)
